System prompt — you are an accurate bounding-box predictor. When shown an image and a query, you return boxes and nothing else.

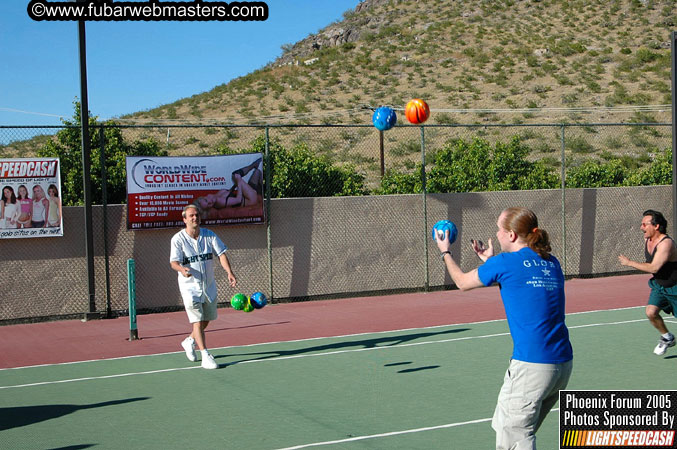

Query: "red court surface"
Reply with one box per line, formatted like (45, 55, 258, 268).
(0, 274, 650, 369)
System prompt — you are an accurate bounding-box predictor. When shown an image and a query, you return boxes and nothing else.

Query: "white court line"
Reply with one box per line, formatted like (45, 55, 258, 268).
(0, 305, 647, 371)
(0, 317, 647, 390)
(0, 366, 199, 389)
(273, 409, 560, 450)
(0, 332, 512, 389)
(170, 317, 649, 369)
(274, 417, 492, 449)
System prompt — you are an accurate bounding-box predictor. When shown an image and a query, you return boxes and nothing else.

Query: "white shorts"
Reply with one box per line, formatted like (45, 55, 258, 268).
(492, 359, 573, 450)
(183, 297, 218, 323)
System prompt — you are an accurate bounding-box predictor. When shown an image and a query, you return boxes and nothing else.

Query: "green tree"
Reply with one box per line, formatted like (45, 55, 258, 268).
(374, 168, 423, 195)
(520, 163, 561, 190)
(377, 136, 559, 194)
(487, 137, 559, 191)
(565, 160, 627, 188)
(37, 102, 167, 205)
(624, 148, 672, 186)
(245, 136, 368, 198)
(427, 138, 492, 193)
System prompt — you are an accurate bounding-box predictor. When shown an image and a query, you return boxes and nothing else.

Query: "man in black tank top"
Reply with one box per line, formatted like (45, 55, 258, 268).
(619, 210, 677, 355)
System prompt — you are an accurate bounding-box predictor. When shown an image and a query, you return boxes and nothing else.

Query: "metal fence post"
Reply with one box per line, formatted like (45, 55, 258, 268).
(127, 259, 138, 340)
(671, 31, 677, 239)
(421, 126, 429, 291)
(265, 126, 274, 302)
(99, 127, 112, 317)
(560, 125, 567, 274)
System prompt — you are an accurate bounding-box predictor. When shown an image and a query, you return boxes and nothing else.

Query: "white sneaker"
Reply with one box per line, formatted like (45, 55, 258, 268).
(201, 352, 218, 369)
(181, 337, 197, 362)
(653, 335, 675, 355)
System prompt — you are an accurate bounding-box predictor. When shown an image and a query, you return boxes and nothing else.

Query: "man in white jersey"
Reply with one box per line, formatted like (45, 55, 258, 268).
(170, 204, 237, 369)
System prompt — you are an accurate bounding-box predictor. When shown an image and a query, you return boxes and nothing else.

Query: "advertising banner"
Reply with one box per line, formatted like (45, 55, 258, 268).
(126, 153, 264, 229)
(560, 390, 677, 449)
(0, 158, 63, 239)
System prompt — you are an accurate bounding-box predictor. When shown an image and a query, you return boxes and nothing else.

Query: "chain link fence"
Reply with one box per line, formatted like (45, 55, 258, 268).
(0, 123, 672, 324)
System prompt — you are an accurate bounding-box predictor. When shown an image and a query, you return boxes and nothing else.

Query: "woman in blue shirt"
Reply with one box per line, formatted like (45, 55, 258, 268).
(436, 207, 573, 450)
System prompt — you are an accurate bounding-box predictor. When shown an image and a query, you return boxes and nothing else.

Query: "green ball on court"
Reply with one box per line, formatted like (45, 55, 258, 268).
(243, 299, 255, 313)
(231, 293, 247, 311)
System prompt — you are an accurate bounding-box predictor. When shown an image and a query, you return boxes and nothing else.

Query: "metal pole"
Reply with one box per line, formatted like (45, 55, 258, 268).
(421, 126, 429, 291)
(127, 259, 139, 340)
(78, 18, 97, 321)
(561, 125, 567, 275)
(265, 127, 274, 301)
(100, 127, 112, 318)
(671, 31, 677, 238)
(379, 130, 385, 177)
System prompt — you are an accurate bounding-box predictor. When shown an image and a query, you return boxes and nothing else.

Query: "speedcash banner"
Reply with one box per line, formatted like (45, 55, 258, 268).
(560, 390, 677, 449)
(126, 154, 264, 230)
(0, 158, 63, 239)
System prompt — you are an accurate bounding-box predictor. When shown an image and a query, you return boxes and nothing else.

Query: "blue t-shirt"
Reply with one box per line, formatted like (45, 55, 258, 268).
(477, 247, 573, 364)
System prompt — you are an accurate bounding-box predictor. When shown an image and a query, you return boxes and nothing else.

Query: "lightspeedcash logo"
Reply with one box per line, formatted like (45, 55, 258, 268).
(563, 430, 675, 447)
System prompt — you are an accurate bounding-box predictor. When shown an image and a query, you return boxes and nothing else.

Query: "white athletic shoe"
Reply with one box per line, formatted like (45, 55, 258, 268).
(181, 337, 197, 362)
(201, 352, 218, 369)
(653, 335, 675, 355)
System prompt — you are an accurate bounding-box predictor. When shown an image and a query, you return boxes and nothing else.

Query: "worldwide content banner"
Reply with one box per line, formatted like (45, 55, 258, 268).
(560, 390, 677, 449)
(0, 158, 63, 239)
(125, 153, 264, 229)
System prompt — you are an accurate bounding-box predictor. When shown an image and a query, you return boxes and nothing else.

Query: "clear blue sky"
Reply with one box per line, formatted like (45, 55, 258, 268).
(1, 0, 362, 126)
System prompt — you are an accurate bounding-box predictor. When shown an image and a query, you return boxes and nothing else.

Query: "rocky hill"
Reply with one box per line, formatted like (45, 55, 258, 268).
(126, 0, 674, 126)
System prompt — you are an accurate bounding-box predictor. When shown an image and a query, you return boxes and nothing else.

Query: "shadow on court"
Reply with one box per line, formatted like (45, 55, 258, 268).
(138, 321, 291, 340)
(384, 361, 412, 367)
(45, 446, 95, 450)
(396, 365, 441, 373)
(0, 397, 150, 431)
(219, 327, 471, 365)
(383, 360, 441, 373)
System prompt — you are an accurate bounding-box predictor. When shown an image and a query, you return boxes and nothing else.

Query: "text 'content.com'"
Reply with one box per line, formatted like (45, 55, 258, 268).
(28, 0, 269, 22)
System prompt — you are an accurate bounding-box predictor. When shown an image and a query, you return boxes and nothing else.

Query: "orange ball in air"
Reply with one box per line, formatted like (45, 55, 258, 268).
(405, 99, 430, 124)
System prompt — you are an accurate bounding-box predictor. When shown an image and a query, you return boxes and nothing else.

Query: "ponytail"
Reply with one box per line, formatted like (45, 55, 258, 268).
(527, 227, 552, 259)
(501, 207, 552, 259)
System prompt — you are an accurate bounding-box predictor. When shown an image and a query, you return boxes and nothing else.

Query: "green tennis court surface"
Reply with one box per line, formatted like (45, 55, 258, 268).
(1, 307, 675, 449)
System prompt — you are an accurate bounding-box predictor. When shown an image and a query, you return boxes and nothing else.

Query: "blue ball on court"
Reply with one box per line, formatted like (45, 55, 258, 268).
(250, 292, 268, 309)
(432, 220, 458, 244)
(372, 106, 397, 131)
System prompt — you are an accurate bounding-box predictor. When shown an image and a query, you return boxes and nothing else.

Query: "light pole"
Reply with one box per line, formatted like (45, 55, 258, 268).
(78, 10, 97, 320)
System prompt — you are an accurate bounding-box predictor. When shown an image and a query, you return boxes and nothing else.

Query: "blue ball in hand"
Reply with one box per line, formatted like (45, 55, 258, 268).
(432, 220, 458, 244)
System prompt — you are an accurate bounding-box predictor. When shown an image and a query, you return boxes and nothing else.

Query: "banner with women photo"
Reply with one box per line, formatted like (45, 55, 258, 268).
(0, 157, 63, 239)
(125, 153, 264, 230)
